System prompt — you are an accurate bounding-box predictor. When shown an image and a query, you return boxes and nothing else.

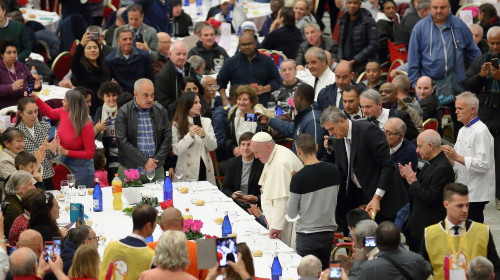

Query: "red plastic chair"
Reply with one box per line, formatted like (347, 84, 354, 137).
(110, 0, 119, 9)
(388, 40, 408, 63)
(69, 40, 79, 54)
(51, 51, 72, 81)
(37, 41, 51, 64)
(103, 4, 117, 22)
(423, 118, 439, 131)
(52, 160, 73, 190)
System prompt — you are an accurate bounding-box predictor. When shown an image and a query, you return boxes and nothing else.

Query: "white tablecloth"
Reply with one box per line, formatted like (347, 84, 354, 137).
(52, 181, 301, 279)
(21, 9, 60, 33)
(184, 1, 271, 30)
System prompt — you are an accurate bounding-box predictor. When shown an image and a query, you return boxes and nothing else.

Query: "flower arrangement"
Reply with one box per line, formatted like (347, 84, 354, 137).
(184, 219, 204, 240)
(123, 169, 142, 188)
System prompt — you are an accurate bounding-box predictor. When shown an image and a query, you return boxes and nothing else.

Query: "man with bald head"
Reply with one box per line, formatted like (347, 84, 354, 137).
(250, 132, 303, 246)
(201, 76, 218, 111)
(116, 78, 172, 182)
(152, 32, 171, 74)
(9, 247, 66, 280)
(415, 76, 439, 122)
(147, 207, 207, 279)
(155, 40, 190, 109)
(464, 26, 500, 210)
(17, 230, 43, 258)
(217, 33, 281, 106)
(399, 129, 454, 251)
(317, 60, 366, 112)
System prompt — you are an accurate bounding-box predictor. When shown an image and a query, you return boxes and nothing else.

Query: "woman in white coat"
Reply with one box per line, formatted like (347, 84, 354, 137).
(171, 92, 217, 184)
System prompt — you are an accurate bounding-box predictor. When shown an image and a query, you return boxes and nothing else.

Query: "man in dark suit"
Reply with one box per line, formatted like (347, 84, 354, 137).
(320, 106, 408, 230)
(399, 129, 454, 252)
(221, 132, 264, 209)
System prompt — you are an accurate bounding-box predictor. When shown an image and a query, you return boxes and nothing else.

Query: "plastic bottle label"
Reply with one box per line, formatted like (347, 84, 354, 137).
(93, 199, 100, 208)
(112, 185, 122, 193)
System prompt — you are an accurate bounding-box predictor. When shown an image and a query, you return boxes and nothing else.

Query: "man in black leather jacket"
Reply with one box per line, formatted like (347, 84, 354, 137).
(115, 78, 172, 182)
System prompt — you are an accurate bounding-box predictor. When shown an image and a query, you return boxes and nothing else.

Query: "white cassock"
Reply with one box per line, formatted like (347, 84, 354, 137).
(454, 119, 495, 202)
(259, 144, 303, 246)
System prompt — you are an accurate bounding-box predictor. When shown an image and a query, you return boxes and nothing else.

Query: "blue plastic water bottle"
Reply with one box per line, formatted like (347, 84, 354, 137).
(276, 105, 283, 116)
(271, 252, 282, 280)
(222, 211, 232, 236)
(163, 171, 173, 201)
(196, 0, 202, 15)
(93, 178, 103, 212)
(183, 0, 189, 6)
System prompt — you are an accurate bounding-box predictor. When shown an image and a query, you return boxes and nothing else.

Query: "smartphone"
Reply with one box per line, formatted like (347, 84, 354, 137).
(364, 236, 376, 247)
(196, 239, 217, 270)
(244, 113, 259, 122)
(329, 261, 341, 280)
(89, 32, 99, 39)
(136, 33, 144, 43)
(7, 246, 16, 256)
(216, 237, 238, 267)
(27, 80, 35, 96)
(48, 126, 56, 142)
(492, 58, 499, 69)
(43, 241, 54, 262)
(65, 222, 75, 230)
(193, 115, 202, 127)
(53, 237, 61, 256)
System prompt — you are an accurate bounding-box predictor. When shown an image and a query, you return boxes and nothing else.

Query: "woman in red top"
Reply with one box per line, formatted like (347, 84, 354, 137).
(30, 90, 95, 188)
(68, 244, 100, 280)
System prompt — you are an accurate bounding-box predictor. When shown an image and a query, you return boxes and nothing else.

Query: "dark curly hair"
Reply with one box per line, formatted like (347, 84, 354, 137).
(97, 81, 123, 100)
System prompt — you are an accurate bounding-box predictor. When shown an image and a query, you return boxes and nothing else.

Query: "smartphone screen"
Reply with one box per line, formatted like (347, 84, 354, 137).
(193, 115, 202, 127)
(48, 126, 56, 142)
(89, 32, 99, 39)
(216, 237, 238, 267)
(364, 236, 376, 247)
(329, 261, 341, 280)
(53, 238, 61, 256)
(44, 241, 54, 262)
(492, 58, 499, 69)
(27, 80, 35, 96)
(136, 34, 144, 43)
(244, 113, 258, 122)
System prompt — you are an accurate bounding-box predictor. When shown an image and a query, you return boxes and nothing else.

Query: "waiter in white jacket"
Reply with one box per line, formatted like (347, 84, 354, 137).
(441, 91, 495, 224)
(250, 132, 303, 246)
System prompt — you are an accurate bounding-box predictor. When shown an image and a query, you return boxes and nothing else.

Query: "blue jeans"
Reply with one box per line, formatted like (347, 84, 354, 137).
(394, 203, 410, 229)
(61, 156, 95, 188)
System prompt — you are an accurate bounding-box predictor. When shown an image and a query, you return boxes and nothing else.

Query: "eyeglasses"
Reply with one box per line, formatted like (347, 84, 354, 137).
(383, 130, 401, 136)
(207, 85, 220, 90)
(88, 235, 100, 241)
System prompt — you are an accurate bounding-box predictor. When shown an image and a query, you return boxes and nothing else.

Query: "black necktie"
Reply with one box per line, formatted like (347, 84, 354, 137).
(339, 90, 344, 109)
(314, 77, 319, 90)
(452, 225, 460, 235)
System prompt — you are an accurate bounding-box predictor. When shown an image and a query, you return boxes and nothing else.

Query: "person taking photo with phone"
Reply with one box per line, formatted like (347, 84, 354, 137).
(464, 26, 500, 211)
(15, 97, 60, 190)
(172, 92, 217, 184)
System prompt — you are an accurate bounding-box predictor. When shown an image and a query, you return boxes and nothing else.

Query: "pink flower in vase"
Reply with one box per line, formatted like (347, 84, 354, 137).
(183, 219, 193, 232)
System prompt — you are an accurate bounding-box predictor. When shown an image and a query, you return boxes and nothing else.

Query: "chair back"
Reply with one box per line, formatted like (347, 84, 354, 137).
(388, 40, 408, 64)
(37, 41, 51, 63)
(51, 51, 72, 81)
(209, 151, 223, 187)
(52, 160, 73, 190)
(423, 118, 439, 131)
(104, 4, 117, 22)
(70, 40, 80, 54)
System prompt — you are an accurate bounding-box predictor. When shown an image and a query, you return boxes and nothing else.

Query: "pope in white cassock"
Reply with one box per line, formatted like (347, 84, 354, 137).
(250, 132, 303, 246)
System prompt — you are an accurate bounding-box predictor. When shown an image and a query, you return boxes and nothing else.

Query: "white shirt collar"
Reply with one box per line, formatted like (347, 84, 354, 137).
(0, 19, 9, 28)
(318, 67, 332, 82)
(345, 119, 353, 142)
(445, 217, 465, 233)
(128, 233, 147, 243)
(377, 108, 390, 129)
(390, 140, 403, 155)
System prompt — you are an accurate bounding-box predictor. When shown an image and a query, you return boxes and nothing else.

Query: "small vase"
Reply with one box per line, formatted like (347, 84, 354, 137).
(122, 187, 143, 204)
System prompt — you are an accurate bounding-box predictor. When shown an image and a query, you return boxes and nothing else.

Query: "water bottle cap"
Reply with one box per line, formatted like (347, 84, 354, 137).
(185, 208, 189, 211)
(95, 178, 99, 183)
(115, 173, 118, 176)
(224, 211, 228, 215)
(166, 171, 169, 176)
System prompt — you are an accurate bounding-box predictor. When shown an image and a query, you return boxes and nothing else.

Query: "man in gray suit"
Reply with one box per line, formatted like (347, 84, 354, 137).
(112, 4, 159, 57)
(348, 221, 432, 280)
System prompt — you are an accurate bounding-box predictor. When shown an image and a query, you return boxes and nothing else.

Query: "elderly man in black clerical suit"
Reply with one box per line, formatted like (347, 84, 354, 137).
(321, 106, 408, 232)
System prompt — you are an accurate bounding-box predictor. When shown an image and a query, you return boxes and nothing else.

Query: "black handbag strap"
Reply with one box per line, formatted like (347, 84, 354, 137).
(378, 255, 415, 280)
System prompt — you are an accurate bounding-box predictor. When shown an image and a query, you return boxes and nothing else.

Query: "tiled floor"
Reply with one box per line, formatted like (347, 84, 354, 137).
(484, 199, 500, 252)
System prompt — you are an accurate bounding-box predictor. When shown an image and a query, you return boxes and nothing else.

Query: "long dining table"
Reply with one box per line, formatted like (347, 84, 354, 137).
(52, 181, 302, 279)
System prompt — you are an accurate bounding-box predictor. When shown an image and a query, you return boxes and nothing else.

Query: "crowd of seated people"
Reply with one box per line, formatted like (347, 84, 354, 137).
(1, 0, 500, 278)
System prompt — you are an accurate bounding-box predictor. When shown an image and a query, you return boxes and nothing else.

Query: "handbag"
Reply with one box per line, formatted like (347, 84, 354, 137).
(434, 33, 462, 106)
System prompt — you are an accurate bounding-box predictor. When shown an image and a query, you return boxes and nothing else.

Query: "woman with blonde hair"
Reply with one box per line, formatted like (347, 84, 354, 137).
(139, 231, 196, 280)
(68, 244, 100, 280)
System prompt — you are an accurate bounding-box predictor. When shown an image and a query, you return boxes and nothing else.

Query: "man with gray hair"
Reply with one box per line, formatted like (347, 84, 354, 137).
(441, 92, 495, 223)
(295, 22, 338, 67)
(339, 220, 379, 273)
(468, 256, 495, 280)
(320, 106, 407, 232)
(399, 129, 454, 251)
(464, 26, 500, 211)
(304, 47, 335, 101)
(9, 247, 67, 280)
(116, 78, 172, 183)
(155, 40, 190, 109)
(469, 24, 489, 54)
(250, 132, 303, 246)
(4, 170, 34, 235)
(297, 255, 322, 280)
